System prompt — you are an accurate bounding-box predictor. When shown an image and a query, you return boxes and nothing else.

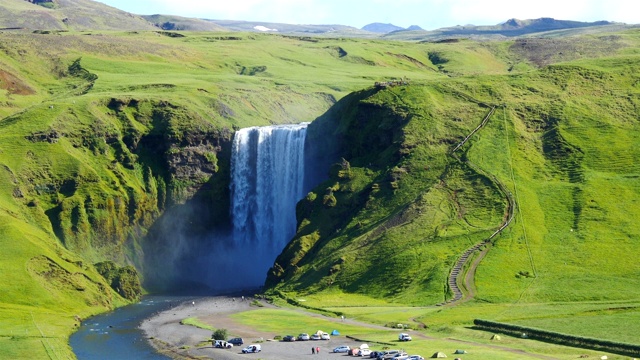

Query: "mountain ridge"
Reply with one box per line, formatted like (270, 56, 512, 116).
(0, 1, 630, 39)
(0, 0, 156, 31)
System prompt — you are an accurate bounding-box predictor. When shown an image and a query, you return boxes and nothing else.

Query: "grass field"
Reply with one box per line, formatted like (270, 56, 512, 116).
(228, 305, 636, 359)
(0, 27, 639, 359)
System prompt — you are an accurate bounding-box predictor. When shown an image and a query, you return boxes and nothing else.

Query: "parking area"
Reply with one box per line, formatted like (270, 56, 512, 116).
(187, 337, 398, 359)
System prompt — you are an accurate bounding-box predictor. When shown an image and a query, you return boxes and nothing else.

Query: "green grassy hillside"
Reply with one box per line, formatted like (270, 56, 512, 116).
(267, 29, 640, 348)
(0, 0, 156, 31)
(0, 25, 639, 359)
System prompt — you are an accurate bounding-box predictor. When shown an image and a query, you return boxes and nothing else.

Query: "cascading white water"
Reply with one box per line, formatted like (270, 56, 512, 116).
(228, 123, 308, 287)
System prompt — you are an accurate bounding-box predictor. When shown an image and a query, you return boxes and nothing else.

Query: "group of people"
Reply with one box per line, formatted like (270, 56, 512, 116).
(311, 346, 320, 354)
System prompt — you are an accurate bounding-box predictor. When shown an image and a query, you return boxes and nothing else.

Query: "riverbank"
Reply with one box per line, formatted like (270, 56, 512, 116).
(139, 295, 370, 360)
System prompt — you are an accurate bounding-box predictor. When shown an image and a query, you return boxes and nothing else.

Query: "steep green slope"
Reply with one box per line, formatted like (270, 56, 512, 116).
(268, 84, 509, 305)
(267, 30, 640, 343)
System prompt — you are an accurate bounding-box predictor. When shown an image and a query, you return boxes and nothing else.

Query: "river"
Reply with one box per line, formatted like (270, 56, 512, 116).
(70, 296, 188, 359)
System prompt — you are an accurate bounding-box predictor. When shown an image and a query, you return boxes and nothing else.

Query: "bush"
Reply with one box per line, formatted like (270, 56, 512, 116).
(212, 328, 228, 340)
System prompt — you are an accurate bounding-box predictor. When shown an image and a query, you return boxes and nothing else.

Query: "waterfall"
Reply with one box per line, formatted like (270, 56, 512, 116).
(228, 123, 308, 287)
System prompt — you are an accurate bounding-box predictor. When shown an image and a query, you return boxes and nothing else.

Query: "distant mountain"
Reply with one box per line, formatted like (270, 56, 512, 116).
(406, 25, 423, 31)
(383, 17, 628, 41)
(207, 19, 369, 36)
(0, 0, 156, 31)
(143, 15, 226, 31)
(494, 17, 614, 33)
(362, 22, 404, 33)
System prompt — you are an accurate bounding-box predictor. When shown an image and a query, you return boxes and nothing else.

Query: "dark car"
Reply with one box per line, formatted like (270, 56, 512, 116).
(283, 335, 296, 342)
(228, 337, 243, 346)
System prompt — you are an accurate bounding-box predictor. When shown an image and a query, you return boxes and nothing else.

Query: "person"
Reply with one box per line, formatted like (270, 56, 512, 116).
(312, 347, 315, 354)
(316, 346, 320, 354)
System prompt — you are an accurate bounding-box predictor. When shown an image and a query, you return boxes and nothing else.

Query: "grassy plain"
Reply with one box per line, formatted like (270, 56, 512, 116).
(0, 27, 639, 359)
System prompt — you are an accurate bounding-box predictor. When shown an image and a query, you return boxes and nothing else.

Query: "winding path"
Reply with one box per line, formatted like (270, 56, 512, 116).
(437, 105, 516, 306)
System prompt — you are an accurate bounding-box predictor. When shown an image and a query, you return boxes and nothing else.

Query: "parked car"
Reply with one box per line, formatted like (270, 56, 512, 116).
(228, 337, 244, 346)
(370, 351, 385, 358)
(283, 335, 296, 342)
(333, 345, 350, 353)
(398, 333, 412, 341)
(321, 332, 330, 340)
(377, 350, 401, 360)
(213, 340, 233, 349)
(390, 352, 408, 359)
(298, 333, 310, 341)
(359, 348, 372, 356)
(242, 344, 261, 353)
(408, 355, 425, 360)
(310, 333, 321, 340)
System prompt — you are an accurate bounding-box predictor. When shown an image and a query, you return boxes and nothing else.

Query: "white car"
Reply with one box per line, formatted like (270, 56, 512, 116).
(398, 333, 412, 341)
(321, 332, 330, 340)
(242, 344, 261, 353)
(213, 340, 233, 349)
(408, 356, 425, 360)
(333, 345, 350, 353)
(358, 348, 372, 356)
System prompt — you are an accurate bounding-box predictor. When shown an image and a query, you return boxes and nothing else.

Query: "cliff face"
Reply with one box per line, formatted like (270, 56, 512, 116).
(14, 97, 235, 292)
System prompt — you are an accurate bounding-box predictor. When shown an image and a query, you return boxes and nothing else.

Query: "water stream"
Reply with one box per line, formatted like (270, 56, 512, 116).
(70, 296, 187, 360)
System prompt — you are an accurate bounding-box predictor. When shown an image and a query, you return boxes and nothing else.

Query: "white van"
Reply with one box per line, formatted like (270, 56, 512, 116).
(242, 344, 261, 353)
(399, 333, 412, 341)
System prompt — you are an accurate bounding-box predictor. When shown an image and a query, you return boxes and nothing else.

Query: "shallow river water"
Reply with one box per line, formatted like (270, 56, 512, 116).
(70, 296, 187, 360)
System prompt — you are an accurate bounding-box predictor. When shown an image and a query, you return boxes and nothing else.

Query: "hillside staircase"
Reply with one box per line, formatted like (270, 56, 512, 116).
(436, 105, 516, 306)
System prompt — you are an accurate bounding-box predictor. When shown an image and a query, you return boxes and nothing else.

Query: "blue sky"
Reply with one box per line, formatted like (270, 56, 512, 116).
(96, 0, 638, 30)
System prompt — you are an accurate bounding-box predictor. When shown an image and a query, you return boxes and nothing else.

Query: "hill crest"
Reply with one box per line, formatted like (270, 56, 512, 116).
(362, 22, 405, 33)
(0, 0, 156, 31)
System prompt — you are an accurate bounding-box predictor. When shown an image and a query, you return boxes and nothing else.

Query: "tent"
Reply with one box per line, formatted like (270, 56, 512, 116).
(454, 350, 467, 354)
(431, 352, 447, 358)
(331, 330, 340, 335)
(490, 334, 501, 341)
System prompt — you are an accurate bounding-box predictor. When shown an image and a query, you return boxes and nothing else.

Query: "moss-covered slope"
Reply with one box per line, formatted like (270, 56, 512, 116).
(267, 33, 640, 310)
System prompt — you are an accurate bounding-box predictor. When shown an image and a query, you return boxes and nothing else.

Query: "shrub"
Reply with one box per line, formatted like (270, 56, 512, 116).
(212, 328, 228, 340)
